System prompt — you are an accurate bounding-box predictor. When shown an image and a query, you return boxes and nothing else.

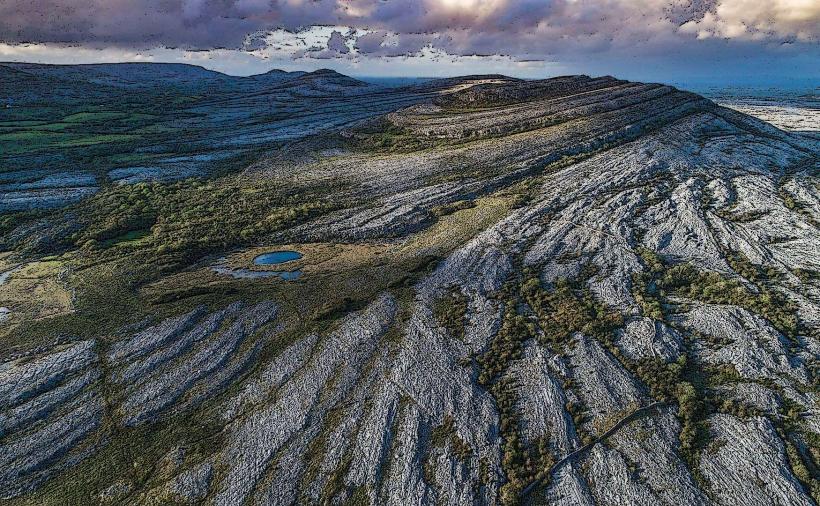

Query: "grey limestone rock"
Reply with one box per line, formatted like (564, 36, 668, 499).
(699, 414, 813, 506)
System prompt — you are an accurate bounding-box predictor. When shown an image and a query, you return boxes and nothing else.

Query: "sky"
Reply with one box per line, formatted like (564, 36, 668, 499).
(0, 0, 818, 88)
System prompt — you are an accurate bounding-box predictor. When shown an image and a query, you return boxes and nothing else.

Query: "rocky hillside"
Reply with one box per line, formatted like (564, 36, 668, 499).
(0, 72, 818, 505)
(0, 63, 438, 213)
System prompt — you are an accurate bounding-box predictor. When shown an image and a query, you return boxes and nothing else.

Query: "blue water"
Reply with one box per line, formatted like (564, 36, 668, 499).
(253, 250, 302, 265)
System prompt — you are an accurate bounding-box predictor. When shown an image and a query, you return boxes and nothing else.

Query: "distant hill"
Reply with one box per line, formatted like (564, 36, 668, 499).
(0, 62, 229, 89)
(0, 62, 371, 93)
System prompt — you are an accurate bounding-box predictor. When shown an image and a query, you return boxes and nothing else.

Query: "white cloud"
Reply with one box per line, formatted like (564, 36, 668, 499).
(679, 0, 819, 41)
(0, 43, 155, 62)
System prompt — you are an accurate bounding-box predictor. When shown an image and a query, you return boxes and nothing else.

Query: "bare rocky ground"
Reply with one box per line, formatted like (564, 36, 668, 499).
(1, 74, 818, 505)
(713, 96, 819, 138)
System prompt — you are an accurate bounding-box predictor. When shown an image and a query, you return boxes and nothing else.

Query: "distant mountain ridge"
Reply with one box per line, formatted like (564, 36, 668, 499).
(0, 62, 367, 93)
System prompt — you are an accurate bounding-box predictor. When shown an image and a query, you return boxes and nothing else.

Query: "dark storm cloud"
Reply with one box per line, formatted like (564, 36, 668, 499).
(326, 30, 350, 54)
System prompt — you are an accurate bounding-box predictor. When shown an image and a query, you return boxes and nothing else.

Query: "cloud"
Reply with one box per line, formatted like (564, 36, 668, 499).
(0, 0, 816, 82)
(678, 0, 820, 42)
(1, 0, 816, 50)
(327, 31, 350, 54)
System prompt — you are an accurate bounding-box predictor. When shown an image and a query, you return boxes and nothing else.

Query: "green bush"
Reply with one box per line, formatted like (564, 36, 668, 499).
(655, 262, 798, 339)
(785, 439, 820, 503)
(631, 272, 664, 320)
(72, 177, 330, 270)
(433, 289, 469, 342)
(521, 275, 623, 347)
(477, 304, 533, 385)
(492, 378, 554, 505)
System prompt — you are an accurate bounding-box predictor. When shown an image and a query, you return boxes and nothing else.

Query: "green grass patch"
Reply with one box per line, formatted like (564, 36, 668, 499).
(55, 133, 141, 148)
(62, 111, 130, 123)
(100, 230, 152, 249)
(0, 120, 47, 127)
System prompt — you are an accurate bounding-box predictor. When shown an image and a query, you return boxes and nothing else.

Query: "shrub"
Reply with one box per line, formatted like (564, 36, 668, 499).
(655, 262, 799, 339)
(477, 304, 534, 386)
(521, 275, 623, 347)
(433, 289, 469, 342)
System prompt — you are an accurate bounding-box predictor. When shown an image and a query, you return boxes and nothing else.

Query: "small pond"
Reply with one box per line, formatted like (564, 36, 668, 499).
(253, 250, 303, 266)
